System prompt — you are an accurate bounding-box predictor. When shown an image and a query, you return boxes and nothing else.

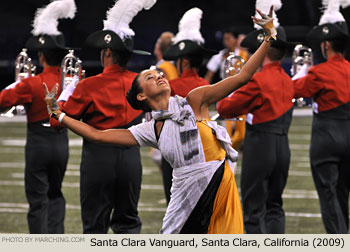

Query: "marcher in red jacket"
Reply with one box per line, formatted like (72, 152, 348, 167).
(169, 69, 209, 98)
(0, 0, 75, 233)
(50, 0, 155, 234)
(293, 12, 350, 233)
(217, 26, 294, 234)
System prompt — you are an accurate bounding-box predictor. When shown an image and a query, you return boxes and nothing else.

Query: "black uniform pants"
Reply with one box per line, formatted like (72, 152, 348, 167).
(25, 123, 68, 234)
(241, 129, 290, 234)
(310, 117, 350, 234)
(80, 140, 142, 234)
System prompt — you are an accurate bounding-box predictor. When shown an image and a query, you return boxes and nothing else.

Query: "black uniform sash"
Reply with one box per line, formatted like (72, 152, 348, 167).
(246, 107, 293, 135)
(27, 118, 67, 135)
(314, 102, 350, 120)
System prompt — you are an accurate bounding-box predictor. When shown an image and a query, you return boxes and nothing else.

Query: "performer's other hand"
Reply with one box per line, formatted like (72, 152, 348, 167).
(43, 83, 61, 119)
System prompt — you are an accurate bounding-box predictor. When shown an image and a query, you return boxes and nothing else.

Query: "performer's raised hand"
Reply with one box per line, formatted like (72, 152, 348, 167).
(252, 5, 276, 41)
(43, 83, 61, 119)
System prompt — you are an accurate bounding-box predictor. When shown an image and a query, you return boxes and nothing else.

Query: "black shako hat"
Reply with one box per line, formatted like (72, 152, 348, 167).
(240, 26, 290, 52)
(83, 0, 157, 55)
(25, 0, 77, 51)
(162, 7, 217, 60)
(25, 34, 68, 51)
(84, 30, 151, 55)
(163, 40, 217, 60)
(307, 22, 349, 41)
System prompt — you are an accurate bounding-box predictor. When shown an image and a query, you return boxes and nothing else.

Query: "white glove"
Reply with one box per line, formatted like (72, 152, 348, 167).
(252, 6, 277, 41)
(58, 76, 80, 102)
(292, 64, 309, 81)
(43, 83, 61, 118)
(4, 80, 21, 90)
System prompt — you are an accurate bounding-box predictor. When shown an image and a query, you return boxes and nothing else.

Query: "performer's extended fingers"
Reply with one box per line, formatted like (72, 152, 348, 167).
(251, 16, 261, 24)
(268, 5, 274, 18)
(256, 9, 266, 18)
(43, 83, 49, 96)
(52, 83, 58, 94)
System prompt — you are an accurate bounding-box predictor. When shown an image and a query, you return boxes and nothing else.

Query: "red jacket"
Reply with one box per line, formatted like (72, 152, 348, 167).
(51, 64, 142, 130)
(170, 69, 209, 97)
(217, 62, 294, 124)
(293, 54, 350, 112)
(0, 66, 62, 123)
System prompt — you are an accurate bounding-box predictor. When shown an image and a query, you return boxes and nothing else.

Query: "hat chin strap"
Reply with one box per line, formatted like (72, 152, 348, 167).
(179, 58, 184, 75)
(100, 49, 107, 68)
(322, 42, 328, 60)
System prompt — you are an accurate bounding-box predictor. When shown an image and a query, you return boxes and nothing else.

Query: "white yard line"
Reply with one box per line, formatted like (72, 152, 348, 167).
(0, 202, 166, 213)
(0, 180, 319, 198)
(0, 202, 322, 218)
(290, 144, 310, 150)
(0, 180, 163, 190)
(0, 138, 83, 147)
(288, 134, 310, 140)
(291, 156, 309, 162)
(288, 170, 311, 176)
(9, 167, 158, 178)
(0, 162, 24, 168)
(289, 125, 312, 131)
(285, 212, 321, 218)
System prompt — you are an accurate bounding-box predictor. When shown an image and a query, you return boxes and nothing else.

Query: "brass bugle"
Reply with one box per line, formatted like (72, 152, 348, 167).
(223, 52, 245, 78)
(15, 48, 36, 81)
(292, 44, 313, 107)
(292, 44, 313, 77)
(1, 48, 36, 117)
(211, 52, 246, 121)
(61, 50, 84, 90)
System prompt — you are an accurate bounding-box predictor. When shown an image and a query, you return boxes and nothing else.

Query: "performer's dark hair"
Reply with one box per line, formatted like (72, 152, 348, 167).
(267, 46, 287, 61)
(106, 49, 132, 67)
(328, 37, 349, 54)
(182, 54, 203, 69)
(41, 49, 67, 66)
(126, 74, 152, 112)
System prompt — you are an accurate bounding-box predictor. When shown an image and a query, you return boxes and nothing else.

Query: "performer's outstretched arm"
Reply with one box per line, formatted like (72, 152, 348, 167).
(61, 115, 138, 146)
(44, 83, 139, 146)
(187, 7, 275, 116)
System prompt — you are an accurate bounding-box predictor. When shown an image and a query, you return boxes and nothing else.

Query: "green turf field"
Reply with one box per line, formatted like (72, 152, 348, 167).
(0, 114, 327, 233)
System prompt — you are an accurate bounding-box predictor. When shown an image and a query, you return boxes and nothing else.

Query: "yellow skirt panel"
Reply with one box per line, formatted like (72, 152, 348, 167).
(207, 162, 244, 234)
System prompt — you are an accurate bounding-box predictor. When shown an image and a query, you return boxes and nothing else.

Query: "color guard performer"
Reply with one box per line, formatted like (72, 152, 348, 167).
(160, 7, 217, 204)
(0, 0, 76, 233)
(217, 0, 294, 234)
(50, 0, 156, 233)
(292, 0, 350, 234)
(44, 6, 276, 233)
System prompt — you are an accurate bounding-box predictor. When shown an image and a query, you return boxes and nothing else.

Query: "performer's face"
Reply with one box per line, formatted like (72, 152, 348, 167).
(138, 69, 171, 99)
(223, 32, 237, 51)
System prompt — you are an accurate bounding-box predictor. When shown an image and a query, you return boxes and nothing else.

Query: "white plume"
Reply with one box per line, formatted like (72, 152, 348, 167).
(254, 0, 282, 29)
(319, 0, 345, 25)
(172, 7, 204, 44)
(103, 0, 157, 40)
(32, 0, 77, 36)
